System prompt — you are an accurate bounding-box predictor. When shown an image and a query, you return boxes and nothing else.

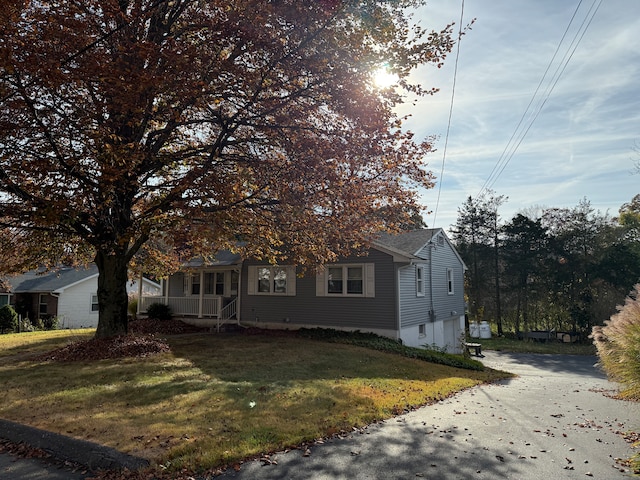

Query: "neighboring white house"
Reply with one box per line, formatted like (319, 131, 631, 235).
(3, 265, 161, 329)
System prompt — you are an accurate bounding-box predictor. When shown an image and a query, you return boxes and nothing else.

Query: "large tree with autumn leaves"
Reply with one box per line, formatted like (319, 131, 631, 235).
(0, 0, 453, 337)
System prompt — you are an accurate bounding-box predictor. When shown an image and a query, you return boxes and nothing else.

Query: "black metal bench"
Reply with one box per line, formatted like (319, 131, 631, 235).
(464, 342, 484, 357)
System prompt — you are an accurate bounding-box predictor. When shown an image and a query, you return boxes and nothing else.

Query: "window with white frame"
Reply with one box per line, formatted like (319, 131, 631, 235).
(183, 273, 202, 295)
(90, 294, 99, 312)
(214, 272, 225, 295)
(446, 268, 454, 295)
(416, 265, 425, 296)
(0, 294, 8, 307)
(316, 264, 375, 297)
(203, 272, 226, 296)
(418, 323, 426, 337)
(248, 266, 296, 296)
(191, 274, 200, 295)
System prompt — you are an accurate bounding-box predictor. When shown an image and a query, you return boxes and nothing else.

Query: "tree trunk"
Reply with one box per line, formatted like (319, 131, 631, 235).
(94, 251, 130, 338)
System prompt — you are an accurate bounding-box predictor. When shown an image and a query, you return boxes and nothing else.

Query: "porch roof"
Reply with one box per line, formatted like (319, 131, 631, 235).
(182, 250, 242, 268)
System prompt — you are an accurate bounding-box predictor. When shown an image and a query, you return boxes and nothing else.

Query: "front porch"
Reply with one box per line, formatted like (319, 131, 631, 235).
(137, 260, 242, 330)
(138, 294, 238, 331)
(138, 295, 237, 319)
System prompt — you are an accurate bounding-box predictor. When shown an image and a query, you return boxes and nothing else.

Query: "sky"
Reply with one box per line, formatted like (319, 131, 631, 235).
(398, 0, 640, 232)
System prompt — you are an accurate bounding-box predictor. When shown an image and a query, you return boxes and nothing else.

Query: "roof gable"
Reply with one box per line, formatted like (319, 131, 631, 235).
(373, 229, 442, 258)
(373, 229, 466, 268)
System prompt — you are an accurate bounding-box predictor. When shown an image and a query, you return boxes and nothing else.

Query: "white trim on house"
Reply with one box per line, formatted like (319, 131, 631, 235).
(315, 263, 375, 298)
(416, 264, 425, 297)
(247, 265, 296, 296)
(446, 268, 454, 295)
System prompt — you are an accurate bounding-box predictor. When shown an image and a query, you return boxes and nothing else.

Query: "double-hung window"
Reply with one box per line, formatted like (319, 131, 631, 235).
(90, 294, 99, 312)
(446, 268, 454, 295)
(39, 294, 48, 315)
(248, 266, 296, 296)
(317, 264, 374, 297)
(416, 265, 425, 296)
(203, 272, 226, 296)
(184, 273, 202, 295)
(327, 266, 364, 295)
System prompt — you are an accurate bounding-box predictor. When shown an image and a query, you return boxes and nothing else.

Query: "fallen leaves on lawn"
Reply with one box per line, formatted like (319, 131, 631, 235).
(34, 334, 170, 362)
(32, 319, 211, 363)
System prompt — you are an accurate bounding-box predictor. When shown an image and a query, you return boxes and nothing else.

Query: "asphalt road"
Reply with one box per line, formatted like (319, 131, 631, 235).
(1, 351, 638, 479)
(0, 451, 92, 480)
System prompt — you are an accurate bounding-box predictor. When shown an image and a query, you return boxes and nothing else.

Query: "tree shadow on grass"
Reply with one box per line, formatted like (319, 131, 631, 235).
(0, 330, 506, 472)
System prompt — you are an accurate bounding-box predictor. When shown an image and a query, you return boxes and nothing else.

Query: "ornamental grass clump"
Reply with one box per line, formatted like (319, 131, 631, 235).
(592, 284, 640, 401)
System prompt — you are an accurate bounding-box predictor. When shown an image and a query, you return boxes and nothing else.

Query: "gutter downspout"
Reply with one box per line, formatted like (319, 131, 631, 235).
(429, 242, 435, 322)
(395, 264, 402, 342)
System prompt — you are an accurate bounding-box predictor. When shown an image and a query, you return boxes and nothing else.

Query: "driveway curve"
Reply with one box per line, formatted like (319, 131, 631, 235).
(218, 351, 639, 479)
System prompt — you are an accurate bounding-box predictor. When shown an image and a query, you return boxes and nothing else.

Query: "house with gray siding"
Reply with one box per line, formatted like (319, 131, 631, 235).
(140, 228, 467, 352)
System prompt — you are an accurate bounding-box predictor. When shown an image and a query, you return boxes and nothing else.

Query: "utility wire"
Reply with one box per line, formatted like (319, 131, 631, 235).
(477, 0, 585, 198)
(477, 0, 602, 198)
(431, 0, 465, 227)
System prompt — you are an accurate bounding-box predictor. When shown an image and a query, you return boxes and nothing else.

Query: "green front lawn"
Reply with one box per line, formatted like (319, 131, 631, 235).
(0, 329, 509, 476)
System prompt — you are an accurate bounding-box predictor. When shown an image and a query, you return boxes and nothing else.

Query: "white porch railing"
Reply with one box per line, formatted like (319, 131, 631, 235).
(139, 295, 222, 318)
(221, 297, 237, 320)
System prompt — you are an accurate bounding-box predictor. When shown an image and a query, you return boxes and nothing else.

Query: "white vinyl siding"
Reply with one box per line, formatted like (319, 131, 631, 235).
(316, 263, 375, 298)
(247, 266, 296, 296)
(90, 294, 99, 312)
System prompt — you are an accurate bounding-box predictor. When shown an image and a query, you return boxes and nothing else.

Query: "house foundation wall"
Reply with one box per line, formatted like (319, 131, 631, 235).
(400, 315, 465, 353)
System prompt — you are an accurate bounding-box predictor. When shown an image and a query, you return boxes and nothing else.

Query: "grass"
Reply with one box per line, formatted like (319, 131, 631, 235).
(477, 335, 597, 355)
(0, 329, 509, 475)
(0, 329, 95, 360)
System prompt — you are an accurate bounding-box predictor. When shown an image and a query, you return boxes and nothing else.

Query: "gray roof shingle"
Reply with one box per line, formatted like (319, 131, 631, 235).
(5, 265, 99, 293)
(374, 228, 442, 256)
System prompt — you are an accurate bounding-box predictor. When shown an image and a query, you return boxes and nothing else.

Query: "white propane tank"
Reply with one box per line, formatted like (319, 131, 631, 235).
(469, 322, 480, 338)
(479, 321, 492, 339)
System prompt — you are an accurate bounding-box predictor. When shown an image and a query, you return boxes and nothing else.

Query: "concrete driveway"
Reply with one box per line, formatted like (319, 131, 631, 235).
(218, 351, 640, 479)
(1, 351, 638, 479)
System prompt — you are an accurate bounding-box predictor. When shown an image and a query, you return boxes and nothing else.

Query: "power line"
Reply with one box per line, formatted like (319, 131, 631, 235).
(431, 0, 466, 227)
(476, 0, 602, 198)
(477, 0, 585, 197)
